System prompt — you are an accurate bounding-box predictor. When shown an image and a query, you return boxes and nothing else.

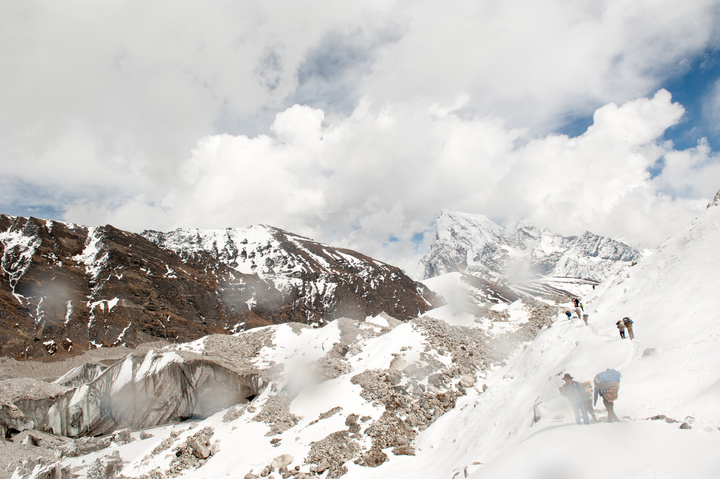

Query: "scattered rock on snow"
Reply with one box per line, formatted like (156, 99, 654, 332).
(253, 394, 301, 436)
(356, 447, 388, 467)
(305, 431, 360, 478)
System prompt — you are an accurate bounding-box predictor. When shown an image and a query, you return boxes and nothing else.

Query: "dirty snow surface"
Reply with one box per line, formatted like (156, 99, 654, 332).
(7, 202, 720, 479)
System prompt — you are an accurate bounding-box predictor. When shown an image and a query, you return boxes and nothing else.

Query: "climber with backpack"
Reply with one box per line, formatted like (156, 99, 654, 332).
(615, 319, 626, 339)
(623, 317, 635, 339)
(594, 369, 621, 422)
(579, 380, 598, 422)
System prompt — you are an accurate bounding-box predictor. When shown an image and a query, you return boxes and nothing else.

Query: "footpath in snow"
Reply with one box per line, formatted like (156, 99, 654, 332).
(360, 196, 720, 479)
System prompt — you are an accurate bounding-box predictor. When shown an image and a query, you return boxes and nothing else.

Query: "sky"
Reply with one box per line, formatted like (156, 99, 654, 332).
(2, 0, 720, 274)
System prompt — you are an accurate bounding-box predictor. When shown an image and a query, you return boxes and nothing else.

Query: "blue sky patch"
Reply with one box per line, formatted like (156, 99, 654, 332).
(662, 48, 720, 151)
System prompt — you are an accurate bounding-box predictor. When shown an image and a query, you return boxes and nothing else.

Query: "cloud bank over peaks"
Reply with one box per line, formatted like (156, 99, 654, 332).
(63, 89, 719, 274)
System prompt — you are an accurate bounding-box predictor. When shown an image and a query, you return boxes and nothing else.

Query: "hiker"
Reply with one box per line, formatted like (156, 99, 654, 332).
(582, 313, 589, 326)
(565, 311, 573, 320)
(615, 320, 626, 339)
(594, 369, 621, 423)
(559, 373, 589, 425)
(623, 317, 635, 340)
(579, 380, 598, 422)
(572, 298, 579, 308)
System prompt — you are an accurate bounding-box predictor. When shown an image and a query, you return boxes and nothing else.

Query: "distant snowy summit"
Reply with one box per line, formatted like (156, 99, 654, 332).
(420, 210, 643, 303)
(0, 216, 439, 359)
(421, 210, 642, 282)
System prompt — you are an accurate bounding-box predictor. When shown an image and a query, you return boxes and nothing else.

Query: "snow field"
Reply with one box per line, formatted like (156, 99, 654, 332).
(57, 203, 720, 479)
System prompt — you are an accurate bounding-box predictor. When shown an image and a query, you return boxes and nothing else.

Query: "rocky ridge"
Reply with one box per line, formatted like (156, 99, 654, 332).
(0, 214, 440, 359)
(142, 226, 439, 325)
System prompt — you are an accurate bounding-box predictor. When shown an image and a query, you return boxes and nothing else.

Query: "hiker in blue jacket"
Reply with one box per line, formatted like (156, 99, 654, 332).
(559, 373, 589, 425)
(594, 369, 621, 423)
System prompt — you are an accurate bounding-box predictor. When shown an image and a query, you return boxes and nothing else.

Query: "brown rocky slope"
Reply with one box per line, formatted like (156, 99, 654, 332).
(0, 215, 441, 359)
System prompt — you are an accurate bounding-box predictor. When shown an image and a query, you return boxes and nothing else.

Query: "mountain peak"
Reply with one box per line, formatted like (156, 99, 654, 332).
(421, 210, 643, 289)
(708, 188, 720, 208)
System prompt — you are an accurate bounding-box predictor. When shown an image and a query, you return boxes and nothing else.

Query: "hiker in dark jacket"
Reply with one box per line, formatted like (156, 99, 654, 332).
(594, 369, 621, 423)
(559, 373, 589, 425)
(616, 320, 626, 339)
(623, 317, 635, 339)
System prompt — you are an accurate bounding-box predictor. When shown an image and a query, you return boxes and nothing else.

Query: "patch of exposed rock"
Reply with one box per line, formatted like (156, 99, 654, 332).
(488, 298, 557, 357)
(252, 394, 301, 436)
(166, 426, 217, 477)
(313, 343, 352, 381)
(305, 431, 361, 479)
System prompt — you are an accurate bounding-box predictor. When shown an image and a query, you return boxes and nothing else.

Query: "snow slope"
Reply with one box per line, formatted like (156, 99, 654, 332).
(29, 196, 720, 479)
(365, 197, 720, 478)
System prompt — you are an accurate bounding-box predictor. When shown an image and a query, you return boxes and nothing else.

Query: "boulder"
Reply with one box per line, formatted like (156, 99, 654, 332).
(389, 355, 406, 371)
(189, 439, 211, 459)
(270, 454, 293, 469)
(21, 434, 38, 446)
(459, 374, 475, 388)
(113, 428, 134, 445)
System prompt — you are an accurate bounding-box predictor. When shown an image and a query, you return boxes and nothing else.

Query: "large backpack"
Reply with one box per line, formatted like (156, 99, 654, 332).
(580, 381, 593, 399)
(594, 369, 621, 402)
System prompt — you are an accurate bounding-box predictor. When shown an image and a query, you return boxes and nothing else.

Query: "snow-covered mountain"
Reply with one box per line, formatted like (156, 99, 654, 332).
(142, 225, 439, 325)
(420, 210, 643, 304)
(4, 190, 719, 479)
(0, 216, 438, 359)
(422, 210, 642, 282)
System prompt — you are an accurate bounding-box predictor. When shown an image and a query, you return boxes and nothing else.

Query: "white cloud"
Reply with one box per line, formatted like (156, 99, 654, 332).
(362, 0, 720, 132)
(2, 0, 720, 273)
(64, 90, 719, 275)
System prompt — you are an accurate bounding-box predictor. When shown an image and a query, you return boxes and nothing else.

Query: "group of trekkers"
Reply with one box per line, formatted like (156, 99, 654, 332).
(564, 298, 589, 325)
(559, 369, 621, 425)
(556, 293, 634, 425)
(564, 299, 636, 339)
